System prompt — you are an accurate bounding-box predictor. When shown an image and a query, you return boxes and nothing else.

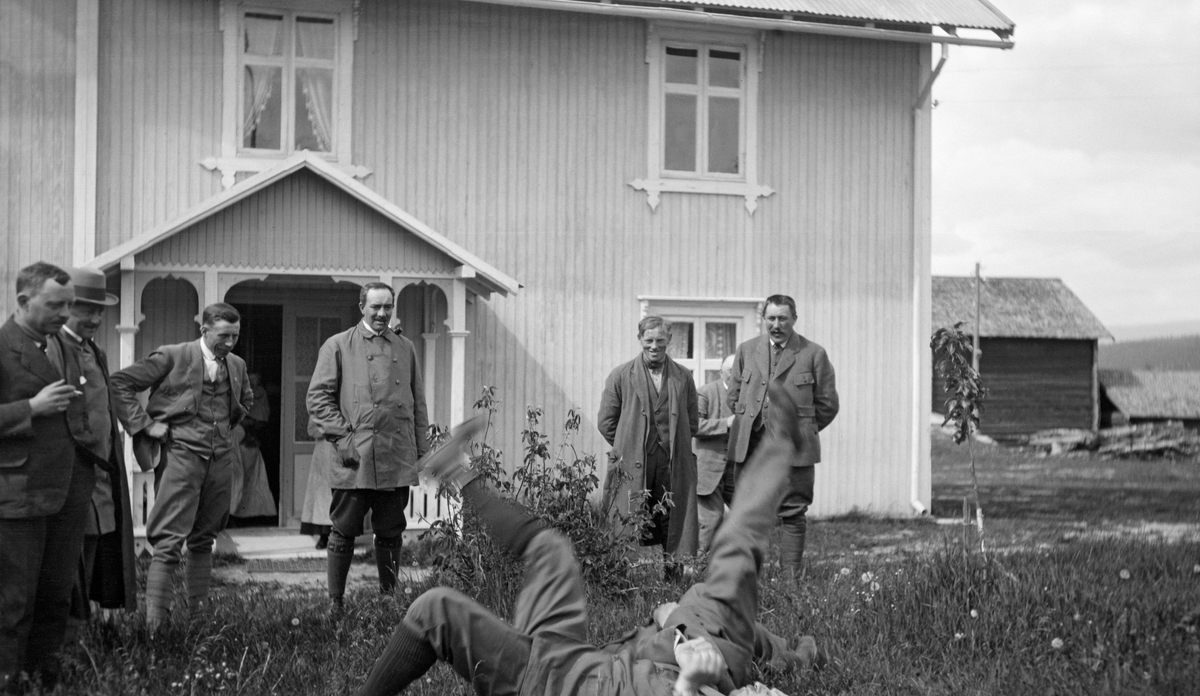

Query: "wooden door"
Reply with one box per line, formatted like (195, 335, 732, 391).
(280, 306, 357, 526)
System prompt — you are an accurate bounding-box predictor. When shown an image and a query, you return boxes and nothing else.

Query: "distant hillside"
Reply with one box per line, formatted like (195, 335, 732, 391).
(1100, 335, 1200, 370)
(1107, 320, 1200, 342)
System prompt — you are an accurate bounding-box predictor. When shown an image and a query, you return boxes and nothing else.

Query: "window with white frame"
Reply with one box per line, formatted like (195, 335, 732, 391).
(206, 0, 358, 188)
(640, 297, 762, 387)
(630, 24, 774, 215)
(240, 10, 337, 154)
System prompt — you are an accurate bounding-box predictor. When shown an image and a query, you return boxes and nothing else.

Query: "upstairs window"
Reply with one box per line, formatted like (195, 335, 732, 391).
(207, 1, 357, 188)
(240, 11, 337, 154)
(662, 44, 744, 177)
(630, 24, 773, 215)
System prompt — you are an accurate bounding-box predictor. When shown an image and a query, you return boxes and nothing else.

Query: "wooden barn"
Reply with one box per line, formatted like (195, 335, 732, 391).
(932, 276, 1111, 439)
(1100, 370, 1200, 430)
(4, 0, 1016, 538)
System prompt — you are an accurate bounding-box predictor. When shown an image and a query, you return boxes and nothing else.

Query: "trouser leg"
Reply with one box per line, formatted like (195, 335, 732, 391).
(695, 490, 725, 554)
(24, 458, 92, 686)
(459, 480, 585, 640)
(778, 466, 814, 572)
(405, 588, 533, 696)
(0, 517, 46, 689)
(668, 395, 799, 684)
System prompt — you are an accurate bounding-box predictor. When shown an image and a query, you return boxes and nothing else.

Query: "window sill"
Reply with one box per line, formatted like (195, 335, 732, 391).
(628, 177, 774, 215)
(201, 155, 371, 189)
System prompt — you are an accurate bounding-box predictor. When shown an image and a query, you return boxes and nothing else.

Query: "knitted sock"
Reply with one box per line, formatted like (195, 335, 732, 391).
(184, 551, 213, 614)
(355, 621, 438, 696)
(144, 560, 178, 631)
(327, 531, 356, 602)
(460, 479, 545, 558)
(374, 538, 402, 596)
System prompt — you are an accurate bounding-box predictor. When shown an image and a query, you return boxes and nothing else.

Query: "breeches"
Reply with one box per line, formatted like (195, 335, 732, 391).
(147, 443, 236, 562)
(329, 487, 410, 541)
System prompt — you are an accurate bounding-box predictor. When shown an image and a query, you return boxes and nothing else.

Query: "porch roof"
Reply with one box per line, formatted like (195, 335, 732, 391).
(86, 153, 522, 298)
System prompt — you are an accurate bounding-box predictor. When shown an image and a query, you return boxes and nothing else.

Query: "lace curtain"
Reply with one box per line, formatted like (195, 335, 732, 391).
(242, 17, 281, 144)
(295, 21, 333, 152)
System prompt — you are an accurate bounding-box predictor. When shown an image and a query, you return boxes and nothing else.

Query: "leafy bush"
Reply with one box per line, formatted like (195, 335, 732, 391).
(421, 388, 655, 608)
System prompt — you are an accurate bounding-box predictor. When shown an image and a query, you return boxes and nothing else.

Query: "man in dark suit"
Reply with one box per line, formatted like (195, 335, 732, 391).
(60, 267, 137, 622)
(693, 354, 737, 553)
(598, 315, 700, 560)
(727, 294, 838, 571)
(0, 261, 89, 691)
(111, 303, 253, 631)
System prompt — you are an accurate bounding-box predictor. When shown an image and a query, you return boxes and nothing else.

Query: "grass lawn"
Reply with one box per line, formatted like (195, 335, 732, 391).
(49, 429, 1200, 695)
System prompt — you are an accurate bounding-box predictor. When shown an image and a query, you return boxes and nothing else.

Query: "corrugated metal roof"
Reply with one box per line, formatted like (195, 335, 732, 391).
(649, 0, 1014, 32)
(932, 276, 1112, 340)
(1100, 369, 1200, 420)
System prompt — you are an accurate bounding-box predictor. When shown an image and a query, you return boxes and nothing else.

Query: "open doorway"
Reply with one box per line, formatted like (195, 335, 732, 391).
(230, 302, 284, 527)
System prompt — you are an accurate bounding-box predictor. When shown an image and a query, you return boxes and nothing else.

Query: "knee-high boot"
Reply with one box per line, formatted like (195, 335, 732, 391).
(184, 551, 213, 615)
(144, 560, 178, 631)
(779, 515, 807, 571)
(374, 537, 402, 596)
(327, 531, 356, 607)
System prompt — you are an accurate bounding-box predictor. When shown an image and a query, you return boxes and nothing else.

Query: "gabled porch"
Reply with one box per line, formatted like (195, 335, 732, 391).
(86, 153, 520, 549)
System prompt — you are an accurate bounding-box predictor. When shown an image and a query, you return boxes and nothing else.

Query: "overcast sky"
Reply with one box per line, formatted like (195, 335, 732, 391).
(931, 0, 1200, 337)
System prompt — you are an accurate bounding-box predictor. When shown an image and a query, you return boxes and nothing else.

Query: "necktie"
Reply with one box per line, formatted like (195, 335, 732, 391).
(210, 358, 227, 383)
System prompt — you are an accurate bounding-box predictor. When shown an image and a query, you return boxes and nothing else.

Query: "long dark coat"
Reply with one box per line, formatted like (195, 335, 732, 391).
(597, 356, 699, 555)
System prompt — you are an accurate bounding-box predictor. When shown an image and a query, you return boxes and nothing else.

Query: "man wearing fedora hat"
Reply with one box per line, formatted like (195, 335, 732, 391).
(60, 268, 137, 627)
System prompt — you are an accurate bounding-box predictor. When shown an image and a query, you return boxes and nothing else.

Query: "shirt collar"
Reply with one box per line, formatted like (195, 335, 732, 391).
(199, 338, 217, 362)
(359, 320, 381, 337)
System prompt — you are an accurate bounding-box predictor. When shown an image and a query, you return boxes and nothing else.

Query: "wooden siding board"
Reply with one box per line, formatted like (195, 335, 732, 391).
(96, 0, 222, 254)
(355, 2, 919, 515)
(0, 0, 76, 310)
(137, 171, 459, 273)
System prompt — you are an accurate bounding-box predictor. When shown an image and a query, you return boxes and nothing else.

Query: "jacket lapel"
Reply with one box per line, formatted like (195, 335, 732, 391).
(189, 340, 205, 396)
(755, 335, 771, 381)
(14, 328, 62, 386)
(665, 359, 680, 453)
(630, 358, 650, 413)
(773, 332, 799, 380)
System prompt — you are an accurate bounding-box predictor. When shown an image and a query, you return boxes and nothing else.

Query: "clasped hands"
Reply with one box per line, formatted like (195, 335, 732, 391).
(673, 636, 726, 696)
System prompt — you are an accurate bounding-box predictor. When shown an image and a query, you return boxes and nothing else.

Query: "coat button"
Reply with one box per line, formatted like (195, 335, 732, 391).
(634, 462, 642, 469)
(368, 355, 374, 361)
(395, 379, 400, 384)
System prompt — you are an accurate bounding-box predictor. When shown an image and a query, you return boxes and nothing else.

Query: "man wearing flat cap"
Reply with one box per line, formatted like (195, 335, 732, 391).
(60, 268, 137, 628)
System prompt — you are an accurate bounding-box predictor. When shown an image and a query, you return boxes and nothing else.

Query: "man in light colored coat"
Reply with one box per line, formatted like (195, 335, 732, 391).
(727, 295, 838, 570)
(110, 302, 253, 630)
(693, 354, 737, 553)
(598, 315, 699, 559)
(307, 282, 429, 609)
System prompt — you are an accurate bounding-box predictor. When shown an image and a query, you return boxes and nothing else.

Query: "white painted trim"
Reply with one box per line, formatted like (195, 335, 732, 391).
(633, 22, 771, 215)
(86, 153, 521, 297)
(217, 0, 357, 175)
(639, 296, 762, 384)
(460, 0, 1015, 48)
(72, 0, 100, 266)
(201, 155, 371, 189)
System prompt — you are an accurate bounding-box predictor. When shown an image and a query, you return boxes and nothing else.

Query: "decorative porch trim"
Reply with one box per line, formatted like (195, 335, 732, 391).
(629, 178, 775, 214)
(201, 156, 373, 190)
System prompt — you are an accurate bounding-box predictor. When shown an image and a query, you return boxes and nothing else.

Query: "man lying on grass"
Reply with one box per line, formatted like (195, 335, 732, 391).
(356, 381, 814, 696)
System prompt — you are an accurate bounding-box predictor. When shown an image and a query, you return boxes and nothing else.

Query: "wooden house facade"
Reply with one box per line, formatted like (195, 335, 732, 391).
(932, 276, 1111, 439)
(3, 0, 1015, 534)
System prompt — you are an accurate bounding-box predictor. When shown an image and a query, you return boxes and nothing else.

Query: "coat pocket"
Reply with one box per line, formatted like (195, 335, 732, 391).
(0, 452, 28, 469)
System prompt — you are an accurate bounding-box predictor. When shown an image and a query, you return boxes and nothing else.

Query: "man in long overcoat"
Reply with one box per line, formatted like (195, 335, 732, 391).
(727, 294, 838, 570)
(306, 282, 429, 609)
(598, 315, 699, 558)
(61, 267, 136, 621)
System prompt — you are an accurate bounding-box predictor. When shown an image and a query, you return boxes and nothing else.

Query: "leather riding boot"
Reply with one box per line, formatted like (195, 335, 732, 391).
(374, 537, 403, 596)
(184, 551, 213, 615)
(779, 515, 807, 572)
(144, 560, 178, 631)
(327, 531, 356, 608)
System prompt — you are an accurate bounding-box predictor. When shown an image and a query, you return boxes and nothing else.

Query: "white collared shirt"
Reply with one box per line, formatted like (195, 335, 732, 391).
(360, 320, 383, 337)
(199, 338, 222, 382)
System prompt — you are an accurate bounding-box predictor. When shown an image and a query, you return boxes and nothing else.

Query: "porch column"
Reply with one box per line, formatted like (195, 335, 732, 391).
(422, 332, 439, 421)
(446, 268, 472, 426)
(117, 258, 153, 554)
